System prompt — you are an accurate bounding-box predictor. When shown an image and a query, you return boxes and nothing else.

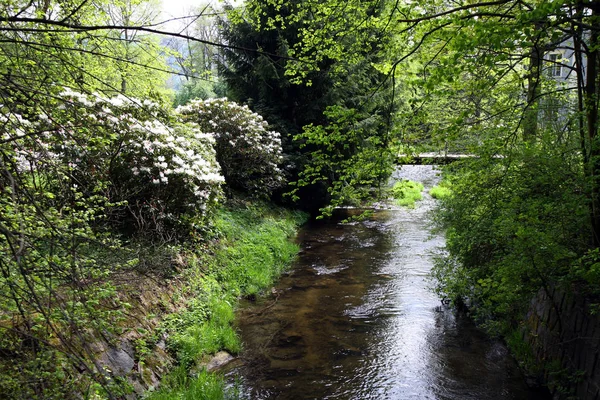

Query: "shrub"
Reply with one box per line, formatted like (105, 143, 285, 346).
(33, 89, 225, 239)
(433, 147, 588, 333)
(177, 98, 285, 197)
(391, 179, 424, 208)
(429, 184, 452, 199)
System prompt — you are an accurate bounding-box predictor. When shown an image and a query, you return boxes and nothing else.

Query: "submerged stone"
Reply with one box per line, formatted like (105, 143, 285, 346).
(206, 351, 235, 372)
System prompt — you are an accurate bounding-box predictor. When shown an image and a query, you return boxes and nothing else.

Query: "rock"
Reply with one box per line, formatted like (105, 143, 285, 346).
(144, 345, 173, 377)
(156, 332, 168, 350)
(100, 344, 135, 376)
(206, 351, 235, 372)
(138, 362, 159, 389)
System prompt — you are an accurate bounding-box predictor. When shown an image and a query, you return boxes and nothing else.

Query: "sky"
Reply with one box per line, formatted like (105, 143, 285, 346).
(159, 0, 228, 32)
(160, 0, 201, 21)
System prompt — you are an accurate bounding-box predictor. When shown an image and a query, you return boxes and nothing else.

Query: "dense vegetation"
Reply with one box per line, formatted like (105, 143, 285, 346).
(145, 203, 306, 400)
(2, 0, 600, 398)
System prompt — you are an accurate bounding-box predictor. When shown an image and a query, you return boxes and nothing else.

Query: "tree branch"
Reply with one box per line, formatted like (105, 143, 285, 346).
(0, 16, 301, 62)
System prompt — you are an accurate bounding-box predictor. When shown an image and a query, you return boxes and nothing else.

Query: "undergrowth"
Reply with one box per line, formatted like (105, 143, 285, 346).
(146, 367, 232, 400)
(391, 179, 424, 208)
(429, 184, 452, 200)
(144, 202, 307, 399)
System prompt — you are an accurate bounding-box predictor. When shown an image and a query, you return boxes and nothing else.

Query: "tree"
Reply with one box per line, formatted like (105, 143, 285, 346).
(220, 0, 396, 214)
(98, 0, 170, 97)
(166, 3, 227, 106)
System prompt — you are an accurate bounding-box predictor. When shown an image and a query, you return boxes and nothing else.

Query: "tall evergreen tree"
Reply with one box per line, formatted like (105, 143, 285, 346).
(219, 0, 395, 213)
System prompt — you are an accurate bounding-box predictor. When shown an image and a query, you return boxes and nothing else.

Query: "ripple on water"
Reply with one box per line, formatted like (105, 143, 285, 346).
(311, 262, 349, 275)
(227, 166, 550, 400)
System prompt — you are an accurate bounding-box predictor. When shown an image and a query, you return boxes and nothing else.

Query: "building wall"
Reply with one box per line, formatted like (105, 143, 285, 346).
(523, 285, 600, 399)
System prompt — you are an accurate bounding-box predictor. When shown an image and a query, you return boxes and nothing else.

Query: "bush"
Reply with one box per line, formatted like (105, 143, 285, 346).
(35, 89, 225, 239)
(391, 179, 424, 208)
(113, 121, 223, 238)
(177, 98, 285, 197)
(432, 146, 588, 333)
(429, 184, 452, 199)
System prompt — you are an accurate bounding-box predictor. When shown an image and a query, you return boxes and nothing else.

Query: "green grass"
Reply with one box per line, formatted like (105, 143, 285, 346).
(391, 180, 424, 208)
(145, 202, 307, 399)
(429, 185, 452, 199)
(146, 367, 233, 400)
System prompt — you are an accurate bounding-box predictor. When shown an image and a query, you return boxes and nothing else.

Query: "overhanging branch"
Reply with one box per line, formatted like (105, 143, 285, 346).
(0, 15, 301, 62)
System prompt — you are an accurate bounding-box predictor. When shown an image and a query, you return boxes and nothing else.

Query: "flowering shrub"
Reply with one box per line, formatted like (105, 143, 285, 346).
(177, 98, 285, 196)
(13, 88, 224, 239)
(0, 89, 228, 398)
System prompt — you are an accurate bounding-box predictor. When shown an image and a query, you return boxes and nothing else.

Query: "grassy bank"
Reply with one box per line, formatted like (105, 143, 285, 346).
(144, 201, 307, 399)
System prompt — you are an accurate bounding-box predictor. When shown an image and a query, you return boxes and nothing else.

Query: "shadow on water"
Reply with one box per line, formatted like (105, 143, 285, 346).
(226, 166, 550, 400)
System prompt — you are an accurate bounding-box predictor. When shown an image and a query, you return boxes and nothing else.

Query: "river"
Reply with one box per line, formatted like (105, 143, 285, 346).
(226, 165, 550, 400)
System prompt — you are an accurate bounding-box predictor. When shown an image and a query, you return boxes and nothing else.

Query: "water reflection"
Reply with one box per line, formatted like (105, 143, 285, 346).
(227, 166, 548, 400)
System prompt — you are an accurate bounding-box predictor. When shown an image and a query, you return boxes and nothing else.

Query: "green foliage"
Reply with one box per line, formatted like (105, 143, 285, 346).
(505, 329, 540, 374)
(0, 0, 171, 101)
(178, 98, 285, 197)
(146, 367, 236, 400)
(433, 142, 588, 333)
(174, 80, 223, 107)
(219, 1, 334, 140)
(291, 105, 396, 216)
(153, 202, 306, 395)
(429, 185, 452, 200)
(429, 179, 453, 200)
(211, 206, 304, 296)
(570, 249, 600, 290)
(221, 0, 396, 214)
(0, 103, 140, 397)
(391, 180, 424, 208)
(162, 276, 240, 368)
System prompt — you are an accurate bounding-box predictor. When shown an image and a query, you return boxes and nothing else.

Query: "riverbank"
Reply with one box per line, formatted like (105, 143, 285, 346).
(431, 154, 600, 399)
(7, 199, 308, 399)
(138, 200, 307, 399)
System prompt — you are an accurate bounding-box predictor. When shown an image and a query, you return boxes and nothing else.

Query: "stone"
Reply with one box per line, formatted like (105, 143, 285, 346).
(99, 341, 135, 376)
(139, 362, 159, 389)
(206, 351, 235, 372)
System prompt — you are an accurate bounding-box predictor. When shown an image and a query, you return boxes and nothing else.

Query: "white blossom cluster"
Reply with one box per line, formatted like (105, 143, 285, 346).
(127, 122, 224, 200)
(177, 98, 285, 195)
(0, 89, 226, 234)
(56, 90, 225, 212)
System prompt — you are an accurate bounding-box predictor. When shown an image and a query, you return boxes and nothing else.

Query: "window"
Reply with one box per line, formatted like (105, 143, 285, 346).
(548, 53, 563, 77)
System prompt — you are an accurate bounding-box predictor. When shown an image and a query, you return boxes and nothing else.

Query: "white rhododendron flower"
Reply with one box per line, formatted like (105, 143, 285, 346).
(177, 98, 285, 196)
(7, 88, 226, 237)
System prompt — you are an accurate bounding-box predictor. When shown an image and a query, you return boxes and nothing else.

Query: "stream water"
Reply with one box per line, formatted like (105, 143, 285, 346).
(226, 165, 550, 399)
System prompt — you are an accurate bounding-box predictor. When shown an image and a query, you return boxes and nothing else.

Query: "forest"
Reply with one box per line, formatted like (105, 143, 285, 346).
(1, 0, 599, 398)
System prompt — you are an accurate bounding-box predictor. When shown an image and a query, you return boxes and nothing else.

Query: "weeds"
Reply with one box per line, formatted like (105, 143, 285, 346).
(146, 367, 234, 400)
(391, 180, 424, 208)
(429, 185, 452, 199)
(146, 202, 307, 399)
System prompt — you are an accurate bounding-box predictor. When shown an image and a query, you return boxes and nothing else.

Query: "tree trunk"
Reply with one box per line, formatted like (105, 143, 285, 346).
(523, 21, 544, 141)
(585, 6, 600, 247)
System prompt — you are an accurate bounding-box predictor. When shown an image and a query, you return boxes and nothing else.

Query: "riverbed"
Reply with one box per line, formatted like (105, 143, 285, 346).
(226, 165, 549, 400)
